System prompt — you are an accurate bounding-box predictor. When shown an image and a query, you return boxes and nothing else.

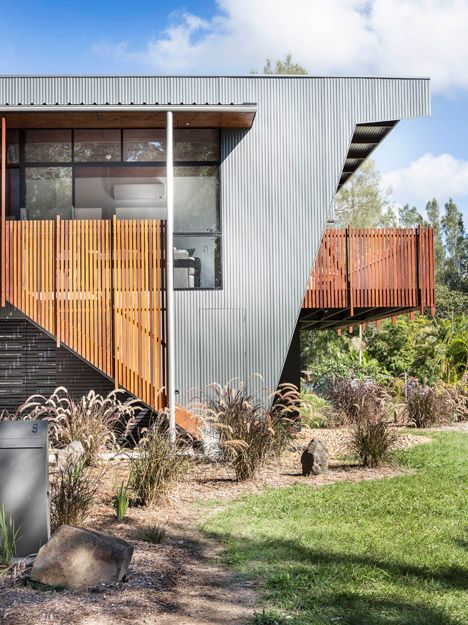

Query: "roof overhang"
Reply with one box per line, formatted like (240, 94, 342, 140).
(0, 104, 257, 129)
(338, 120, 398, 190)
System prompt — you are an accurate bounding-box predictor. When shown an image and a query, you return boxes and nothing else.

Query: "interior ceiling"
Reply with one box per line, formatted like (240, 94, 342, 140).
(337, 120, 398, 191)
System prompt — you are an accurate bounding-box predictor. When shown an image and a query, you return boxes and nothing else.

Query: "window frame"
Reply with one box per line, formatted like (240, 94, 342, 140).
(5, 127, 223, 291)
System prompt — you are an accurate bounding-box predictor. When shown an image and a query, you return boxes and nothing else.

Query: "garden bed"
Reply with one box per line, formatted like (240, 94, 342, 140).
(0, 426, 432, 625)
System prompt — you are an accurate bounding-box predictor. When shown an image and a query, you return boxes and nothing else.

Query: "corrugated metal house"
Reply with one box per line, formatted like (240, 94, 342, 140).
(0, 75, 434, 420)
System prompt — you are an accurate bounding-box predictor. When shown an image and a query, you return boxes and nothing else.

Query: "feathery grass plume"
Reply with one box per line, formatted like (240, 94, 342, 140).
(18, 387, 141, 465)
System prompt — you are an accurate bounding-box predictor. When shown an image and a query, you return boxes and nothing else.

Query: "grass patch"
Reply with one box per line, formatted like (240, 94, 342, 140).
(138, 525, 166, 544)
(202, 433, 468, 625)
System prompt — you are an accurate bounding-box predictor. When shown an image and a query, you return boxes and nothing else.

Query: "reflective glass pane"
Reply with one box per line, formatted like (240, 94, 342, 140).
(25, 167, 72, 219)
(25, 130, 72, 163)
(174, 129, 219, 161)
(6, 130, 19, 164)
(74, 129, 121, 162)
(174, 166, 219, 233)
(123, 129, 165, 161)
(173, 236, 221, 289)
(75, 165, 166, 220)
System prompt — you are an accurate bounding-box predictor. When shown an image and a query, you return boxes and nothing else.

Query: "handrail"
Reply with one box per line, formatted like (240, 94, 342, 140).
(304, 226, 435, 314)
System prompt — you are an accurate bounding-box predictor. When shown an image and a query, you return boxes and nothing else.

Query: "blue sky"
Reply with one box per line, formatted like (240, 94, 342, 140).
(1, 0, 468, 221)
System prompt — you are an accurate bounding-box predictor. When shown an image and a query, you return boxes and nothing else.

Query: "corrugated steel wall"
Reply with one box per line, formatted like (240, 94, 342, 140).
(0, 76, 430, 406)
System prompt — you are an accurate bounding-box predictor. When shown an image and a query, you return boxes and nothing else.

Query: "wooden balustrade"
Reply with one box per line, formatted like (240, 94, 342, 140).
(304, 226, 435, 321)
(4, 218, 166, 411)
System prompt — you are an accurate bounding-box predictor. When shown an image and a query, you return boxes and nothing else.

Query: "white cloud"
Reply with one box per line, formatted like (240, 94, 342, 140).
(381, 153, 468, 209)
(94, 0, 468, 93)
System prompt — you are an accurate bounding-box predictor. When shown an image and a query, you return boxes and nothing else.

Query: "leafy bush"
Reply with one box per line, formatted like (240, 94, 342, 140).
(49, 456, 98, 531)
(19, 387, 140, 465)
(130, 425, 189, 506)
(300, 391, 331, 428)
(323, 376, 391, 424)
(406, 381, 460, 427)
(0, 506, 18, 565)
(112, 481, 130, 521)
(447, 378, 468, 421)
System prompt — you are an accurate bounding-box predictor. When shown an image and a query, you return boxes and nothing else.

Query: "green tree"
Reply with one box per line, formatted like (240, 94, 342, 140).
(262, 54, 308, 75)
(334, 159, 396, 227)
(442, 198, 468, 291)
(426, 198, 445, 280)
(398, 204, 424, 227)
(435, 284, 468, 318)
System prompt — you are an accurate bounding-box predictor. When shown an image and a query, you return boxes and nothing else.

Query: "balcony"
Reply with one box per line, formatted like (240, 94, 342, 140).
(302, 226, 436, 330)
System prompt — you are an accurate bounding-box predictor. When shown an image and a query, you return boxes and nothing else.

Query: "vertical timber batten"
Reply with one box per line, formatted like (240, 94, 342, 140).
(3, 218, 167, 412)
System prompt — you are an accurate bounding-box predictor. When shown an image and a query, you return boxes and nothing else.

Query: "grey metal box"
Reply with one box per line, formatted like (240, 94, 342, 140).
(0, 420, 50, 557)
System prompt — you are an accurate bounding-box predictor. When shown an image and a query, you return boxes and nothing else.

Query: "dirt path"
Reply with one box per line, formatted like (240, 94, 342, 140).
(0, 427, 432, 625)
(0, 510, 258, 625)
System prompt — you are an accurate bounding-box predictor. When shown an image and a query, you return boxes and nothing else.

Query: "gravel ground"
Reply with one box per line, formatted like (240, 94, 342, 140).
(0, 426, 433, 625)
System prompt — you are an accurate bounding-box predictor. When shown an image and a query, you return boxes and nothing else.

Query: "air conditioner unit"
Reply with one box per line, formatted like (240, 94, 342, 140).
(113, 183, 165, 201)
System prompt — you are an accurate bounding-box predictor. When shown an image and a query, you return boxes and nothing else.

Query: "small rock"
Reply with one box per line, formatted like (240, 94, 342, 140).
(31, 525, 133, 589)
(301, 439, 329, 476)
(56, 440, 85, 468)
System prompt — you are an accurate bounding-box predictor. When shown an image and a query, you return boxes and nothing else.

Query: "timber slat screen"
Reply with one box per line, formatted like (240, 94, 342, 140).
(4, 218, 167, 411)
(304, 226, 435, 315)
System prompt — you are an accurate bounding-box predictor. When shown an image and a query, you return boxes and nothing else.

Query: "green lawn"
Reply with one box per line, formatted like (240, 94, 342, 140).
(202, 433, 468, 625)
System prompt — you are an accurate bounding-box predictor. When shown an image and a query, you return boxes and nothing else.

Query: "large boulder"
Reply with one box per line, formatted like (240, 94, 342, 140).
(301, 439, 329, 476)
(31, 525, 133, 589)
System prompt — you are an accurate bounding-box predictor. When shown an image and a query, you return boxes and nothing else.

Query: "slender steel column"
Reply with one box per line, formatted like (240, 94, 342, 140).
(166, 111, 176, 444)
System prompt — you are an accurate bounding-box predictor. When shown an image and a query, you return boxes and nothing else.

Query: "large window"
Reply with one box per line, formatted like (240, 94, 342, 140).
(25, 167, 73, 220)
(25, 130, 72, 163)
(5, 127, 221, 289)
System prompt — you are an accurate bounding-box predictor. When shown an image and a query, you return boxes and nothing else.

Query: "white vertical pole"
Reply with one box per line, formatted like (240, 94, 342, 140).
(166, 111, 176, 445)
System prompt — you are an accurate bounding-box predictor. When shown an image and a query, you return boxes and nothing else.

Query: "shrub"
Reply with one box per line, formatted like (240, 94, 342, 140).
(323, 376, 391, 424)
(112, 481, 130, 521)
(206, 382, 303, 481)
(206, 385, 274, 481)
(269, 384, 303, 457)
(0, 506, 18, 565)
(130, 425, 189, 506)
(49, 456, 99, 531)
(444, 380, 468, 422)
(300, 391, 332, 428)
(19, 387, 141, 465)
(342, 380, 398, 467)
(406, 381, 461, 428)
(0, 410, 19, 422)
(350, 413, 398, 467)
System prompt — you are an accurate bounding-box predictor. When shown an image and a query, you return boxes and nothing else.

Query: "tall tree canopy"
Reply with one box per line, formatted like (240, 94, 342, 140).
(442, 199, 468, 291)
(398, 204, 424, 227)
(334, 159, 396, 227)
(254, 54, 308, 75)
(426, 198, 445, 280)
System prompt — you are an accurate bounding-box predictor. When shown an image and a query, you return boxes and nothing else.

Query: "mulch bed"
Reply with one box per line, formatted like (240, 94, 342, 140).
(0, 427, 431, 625)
